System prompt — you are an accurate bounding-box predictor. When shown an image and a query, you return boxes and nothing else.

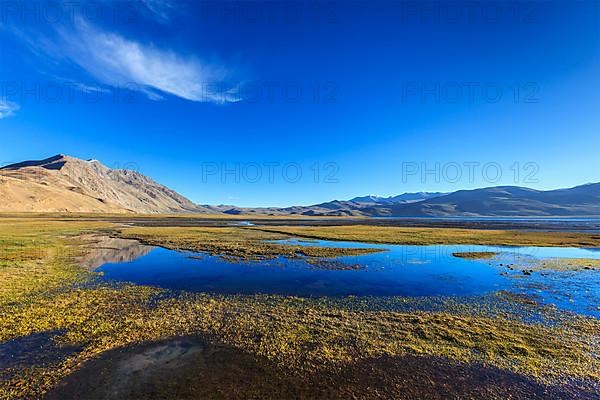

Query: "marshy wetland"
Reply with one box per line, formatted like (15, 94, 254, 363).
(1, 216, 599, 399)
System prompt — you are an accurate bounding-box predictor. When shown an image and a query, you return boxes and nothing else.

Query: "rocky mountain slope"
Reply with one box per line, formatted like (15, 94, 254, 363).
(0, 155, 206, 213)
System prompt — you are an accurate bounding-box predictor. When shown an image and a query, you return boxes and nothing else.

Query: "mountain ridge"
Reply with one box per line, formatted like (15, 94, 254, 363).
(0, 155, 207, 214)
(1, 155, 599, 217)
(212, 184, 600, 217)
(350, 192, 447, 204)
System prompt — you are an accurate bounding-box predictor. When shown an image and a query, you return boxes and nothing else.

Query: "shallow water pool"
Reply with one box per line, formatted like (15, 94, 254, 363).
(95, 238, 600, 316)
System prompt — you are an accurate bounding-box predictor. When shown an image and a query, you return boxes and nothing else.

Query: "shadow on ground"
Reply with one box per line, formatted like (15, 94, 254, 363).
(45, 336, 598, 400)
(0, 331, 81, 374)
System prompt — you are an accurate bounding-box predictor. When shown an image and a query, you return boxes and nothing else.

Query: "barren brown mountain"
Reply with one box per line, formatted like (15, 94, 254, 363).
(0, 155, 204, 214)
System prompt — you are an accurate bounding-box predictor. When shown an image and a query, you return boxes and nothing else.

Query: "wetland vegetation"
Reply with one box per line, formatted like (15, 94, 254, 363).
(0, 216, 599, 399)
(118, 226, 384, 260)
(250, 225, 600, 247)
(452, 251, 500, 260)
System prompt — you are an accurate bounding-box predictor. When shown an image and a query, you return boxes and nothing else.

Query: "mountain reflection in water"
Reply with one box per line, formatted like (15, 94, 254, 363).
(79, 236, 154, 270)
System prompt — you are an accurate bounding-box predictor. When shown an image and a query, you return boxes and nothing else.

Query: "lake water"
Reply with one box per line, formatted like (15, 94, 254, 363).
(95, 238, 600, 316)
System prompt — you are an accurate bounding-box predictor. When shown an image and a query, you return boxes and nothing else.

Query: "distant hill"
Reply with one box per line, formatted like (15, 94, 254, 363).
(0, 155, 207, 213)
(382, 184, 600, 217)
(351, 192, 446, 204)
(229, 185, 600, 217)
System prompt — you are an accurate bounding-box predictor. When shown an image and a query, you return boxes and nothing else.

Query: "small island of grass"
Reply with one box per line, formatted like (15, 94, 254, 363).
(452, 252, 500, 260)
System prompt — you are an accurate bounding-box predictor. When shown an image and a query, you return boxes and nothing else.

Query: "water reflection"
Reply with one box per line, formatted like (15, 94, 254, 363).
(91, 237, 600, 316)
(79, 236, 154, 270)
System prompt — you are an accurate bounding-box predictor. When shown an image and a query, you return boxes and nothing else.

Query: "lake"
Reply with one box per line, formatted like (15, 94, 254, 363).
(95, 238, 600, 316)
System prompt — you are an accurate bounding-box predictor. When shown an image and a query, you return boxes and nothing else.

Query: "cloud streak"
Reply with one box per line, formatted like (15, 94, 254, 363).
(140, 0, 176, 22)
(51, 22, 234, 103)
(0, 101, 19, 119)
(3, 15, 237, 104)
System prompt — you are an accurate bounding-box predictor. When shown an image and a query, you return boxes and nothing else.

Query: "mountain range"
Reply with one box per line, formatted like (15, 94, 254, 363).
(0, 155, 207, 213)
(350, 193, 446, 204)
(1, 155, 599, 217)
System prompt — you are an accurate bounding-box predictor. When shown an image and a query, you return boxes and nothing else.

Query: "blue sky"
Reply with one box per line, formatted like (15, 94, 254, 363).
(0, 0, 599, 207)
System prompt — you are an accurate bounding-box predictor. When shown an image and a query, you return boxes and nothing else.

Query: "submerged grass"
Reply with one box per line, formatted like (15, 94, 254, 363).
(525, 258, 600, 272)
(0, 219, 599, 399)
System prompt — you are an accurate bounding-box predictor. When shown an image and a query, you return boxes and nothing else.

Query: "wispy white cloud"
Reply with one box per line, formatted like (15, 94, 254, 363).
(49, 22, 236, 103)
(4, 6, 239, 104)
(140, 0, 176, 22)
(55, 78, 112, 95)
(0, 100, 19, 119)
(75, 82, 111, 95)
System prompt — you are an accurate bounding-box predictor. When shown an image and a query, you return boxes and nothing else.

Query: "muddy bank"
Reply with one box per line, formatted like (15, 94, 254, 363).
(46, 337, 597, 400)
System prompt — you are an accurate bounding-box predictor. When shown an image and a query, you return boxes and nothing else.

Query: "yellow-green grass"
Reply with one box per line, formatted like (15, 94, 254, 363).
(511, 258, 600, 272)
(4, 288, 600, 398)
(453, 252, 500, 260)
(0, 212, 356, 220)
(0, 220, 111, 305)
(118, 226, 382, 259)
(1, 219, 599, 398)
(250, 225, 600, 247)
